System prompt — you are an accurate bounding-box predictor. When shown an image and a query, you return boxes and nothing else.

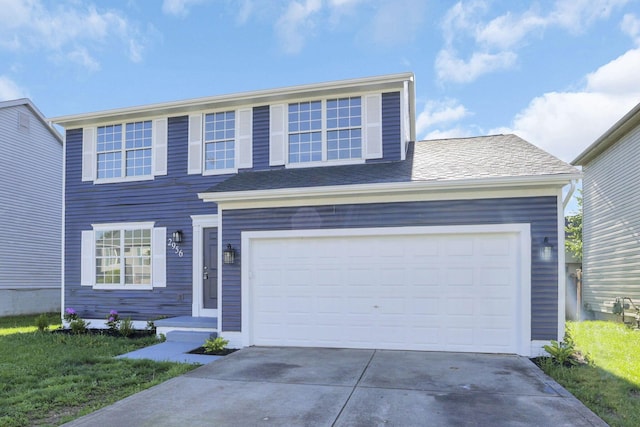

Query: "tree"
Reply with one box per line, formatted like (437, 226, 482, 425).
(565, 192, 582, 262)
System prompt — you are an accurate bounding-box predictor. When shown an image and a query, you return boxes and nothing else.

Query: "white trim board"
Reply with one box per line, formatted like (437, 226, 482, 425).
(191, 215, 219, 318)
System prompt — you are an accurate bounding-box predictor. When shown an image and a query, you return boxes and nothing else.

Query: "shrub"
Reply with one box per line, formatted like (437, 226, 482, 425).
(64, 308, 90, 334)
(35, 314, 50, 332)
(203, 336, 229, 353)
(118, 317, 134, 337)
(544, 339, 578, 366)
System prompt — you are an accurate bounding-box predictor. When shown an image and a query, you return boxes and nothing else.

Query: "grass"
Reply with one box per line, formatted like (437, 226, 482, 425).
(0, 313, 197, 427)
(539, 320, 640, 427)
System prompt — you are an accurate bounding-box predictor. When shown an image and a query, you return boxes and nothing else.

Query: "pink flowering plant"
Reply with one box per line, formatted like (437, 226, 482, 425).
(63, 307, 89, 334)
(105, 309, 121, 332)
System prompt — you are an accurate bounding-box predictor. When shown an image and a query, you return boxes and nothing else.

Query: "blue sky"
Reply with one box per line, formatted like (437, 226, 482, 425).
(1, 0, 639, 202)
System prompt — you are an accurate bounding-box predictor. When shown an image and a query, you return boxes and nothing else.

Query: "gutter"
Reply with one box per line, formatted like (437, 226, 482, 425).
(199, 173, 582, 204)
(562, 179, 578, 210)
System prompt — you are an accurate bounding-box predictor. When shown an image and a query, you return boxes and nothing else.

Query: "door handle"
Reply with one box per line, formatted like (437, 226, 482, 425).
(203, 272, 208, 280)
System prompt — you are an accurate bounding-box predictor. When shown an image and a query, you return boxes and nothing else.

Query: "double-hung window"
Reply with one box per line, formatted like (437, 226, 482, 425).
(96, 121, 152, 179)
(82, 118, 167, 183)
(81, 223, 166, 289)
(286, 96, 363, 165)
(204, 111, 235, 172)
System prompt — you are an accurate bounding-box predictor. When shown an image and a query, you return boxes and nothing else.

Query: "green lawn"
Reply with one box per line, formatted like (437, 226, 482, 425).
(0, 313, 197, 427)
(539, 320, 640, 427)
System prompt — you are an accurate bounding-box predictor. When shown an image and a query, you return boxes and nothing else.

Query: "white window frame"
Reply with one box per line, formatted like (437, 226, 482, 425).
(286, 97, 366, 168)
(82, 118, 168, 184)
(188, 108, 253, 176)
(202, 110, 238, 176)
(269, 92, 382, 169)
(81, 222, 166, 290)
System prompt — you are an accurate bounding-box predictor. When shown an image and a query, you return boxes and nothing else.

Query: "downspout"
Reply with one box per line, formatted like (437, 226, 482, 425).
(562, 179, 578, 210)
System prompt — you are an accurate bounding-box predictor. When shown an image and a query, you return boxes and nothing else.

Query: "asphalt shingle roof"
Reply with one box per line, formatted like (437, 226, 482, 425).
(205, 134, 578, 193)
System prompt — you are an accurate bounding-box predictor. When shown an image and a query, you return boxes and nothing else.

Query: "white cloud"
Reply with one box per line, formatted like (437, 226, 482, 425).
(0, 76, 26, 101)
(494, 48, 640, 162)
(275, 0, 322, 54)
(437, 0, 629, 83)
(435, 49, 516, 83)
(162, 0, 206, 17)
(621, 13, 640, 44)
(67, 47, 101, 72)
(422, 127, 475, 141)
(367, 0, 427, 47)
(0, 0, 148, 70)
(416, 99, 469, 136)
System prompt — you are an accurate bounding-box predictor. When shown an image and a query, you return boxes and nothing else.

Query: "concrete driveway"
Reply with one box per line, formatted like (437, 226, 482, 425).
(64, 347, 606, 426)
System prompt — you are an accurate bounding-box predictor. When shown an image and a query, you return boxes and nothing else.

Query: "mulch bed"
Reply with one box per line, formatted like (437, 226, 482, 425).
(187, 347, 239, 356)
(52, 328, 155, 339)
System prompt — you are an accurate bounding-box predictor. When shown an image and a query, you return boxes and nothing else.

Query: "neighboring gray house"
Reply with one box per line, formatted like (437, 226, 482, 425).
(573, 101, 640, 320)
(52, 73, 580, 356)
(0, 99, 63, 316)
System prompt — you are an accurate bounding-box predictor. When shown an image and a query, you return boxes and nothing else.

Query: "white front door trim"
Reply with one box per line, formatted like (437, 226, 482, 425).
(241, 223, 532, 355)
(192, 214, 219, 317)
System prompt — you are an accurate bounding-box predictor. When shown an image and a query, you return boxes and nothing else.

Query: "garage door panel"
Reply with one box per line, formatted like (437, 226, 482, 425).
(249, 231, 521, 353)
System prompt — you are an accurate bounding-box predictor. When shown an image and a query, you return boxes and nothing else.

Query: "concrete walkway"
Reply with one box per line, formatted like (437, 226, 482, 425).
(64, 347, 607, 427)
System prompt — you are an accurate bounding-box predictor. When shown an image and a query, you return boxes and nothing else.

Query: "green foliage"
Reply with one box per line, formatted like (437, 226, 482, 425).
(34, 314, 50, 332)
(565, 191, 583, 262)
(543, 339, 578, 366)
(106, 310, 120, 332)
(0, 313, 196, 427)
(69, 318, 90, 335)
(540, 321, 640, 427)
(118, 318, 134, 337)
(203, 336, 229, 353)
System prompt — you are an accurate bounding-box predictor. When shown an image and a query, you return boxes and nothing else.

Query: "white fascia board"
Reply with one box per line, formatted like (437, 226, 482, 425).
(50, 73, 415, 129)
(199, 173, 582, 206)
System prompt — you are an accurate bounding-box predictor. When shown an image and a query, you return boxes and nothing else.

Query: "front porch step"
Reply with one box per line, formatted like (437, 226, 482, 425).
(154, 316, 218, 342)
(165, 330, 217, 343)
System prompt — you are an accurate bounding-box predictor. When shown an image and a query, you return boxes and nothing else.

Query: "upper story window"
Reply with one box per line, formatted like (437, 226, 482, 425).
(96, 121, 152, 179)
(287, 97, 362, 164)
(270, 93, 380, 168)
(204, 111, 235, 172)
(82, 118, 167, 183)
(188, 109, 252, 175)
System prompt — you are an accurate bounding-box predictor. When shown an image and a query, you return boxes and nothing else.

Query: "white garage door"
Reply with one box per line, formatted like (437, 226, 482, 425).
(247, 227, 526, 354)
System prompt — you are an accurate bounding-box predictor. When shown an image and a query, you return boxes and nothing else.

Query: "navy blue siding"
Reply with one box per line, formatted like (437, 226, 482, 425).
(374, 91, 402, 163)
(252, 105, 270, 171)
(221, 197, 559, 340)
(65, 115, 220, 320)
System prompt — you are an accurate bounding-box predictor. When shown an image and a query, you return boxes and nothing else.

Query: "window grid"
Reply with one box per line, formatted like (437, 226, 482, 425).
(288, 101, 322, 163)
(96, 121, 152, 179)
(97, 125, 123, 179)
(125, 121, 152, 176)
(327, 97, 362, 160)
(204, 111, 236, 171)
(95, 228, 151, 286)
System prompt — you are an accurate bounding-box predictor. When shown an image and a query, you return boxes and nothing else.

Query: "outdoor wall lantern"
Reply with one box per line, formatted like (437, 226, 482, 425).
(223, 243, 236, 265)
(541, 237, 553, 261)
(172, 230, 183, 243)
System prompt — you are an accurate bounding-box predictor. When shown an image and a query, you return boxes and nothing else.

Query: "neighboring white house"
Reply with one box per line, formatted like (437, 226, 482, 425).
(0, 98, 63, 316)
(573, 101, 640, 321)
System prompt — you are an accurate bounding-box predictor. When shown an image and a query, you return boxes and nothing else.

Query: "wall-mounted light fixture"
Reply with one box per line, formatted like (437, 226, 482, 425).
(541, 237, 553, 261)
(223, 243, 236, 264)
(172, 230, 183, 243)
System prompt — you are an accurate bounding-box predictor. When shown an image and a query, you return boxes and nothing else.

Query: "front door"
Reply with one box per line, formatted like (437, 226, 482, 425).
(203, 227, 218, 309)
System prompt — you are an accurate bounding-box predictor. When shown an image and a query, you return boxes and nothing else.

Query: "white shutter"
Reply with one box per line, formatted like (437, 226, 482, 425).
(153, 118, 168, 176)
(237, 108, 253, 169)
(188, 114, 203, 174)
(82, 127, 96, 181)
(269, 104, 286, 166)
(364, 94, 383, 159)
(152, 227, 166, 288)
(80, 230, 95, 286)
